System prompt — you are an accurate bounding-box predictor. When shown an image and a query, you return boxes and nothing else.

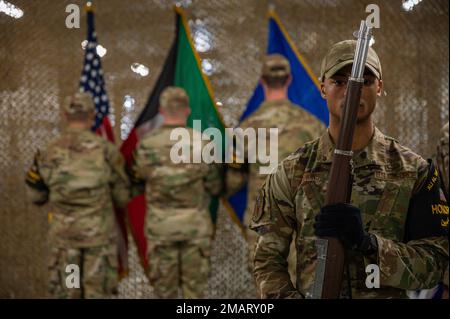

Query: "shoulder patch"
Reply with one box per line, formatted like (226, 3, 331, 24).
(252, 189, 266, 223)
(405, 160, 448, 241)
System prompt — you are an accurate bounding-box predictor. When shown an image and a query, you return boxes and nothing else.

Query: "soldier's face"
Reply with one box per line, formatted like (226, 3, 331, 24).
(320, 65, 383, 124)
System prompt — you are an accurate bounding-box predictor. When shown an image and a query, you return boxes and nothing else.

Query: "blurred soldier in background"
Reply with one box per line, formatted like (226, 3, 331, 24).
(227, 54, 324, 286)
(25, 92, 130, 298)
(129, 86, 222, 299)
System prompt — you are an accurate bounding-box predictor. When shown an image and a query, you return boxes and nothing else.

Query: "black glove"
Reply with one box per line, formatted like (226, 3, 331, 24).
(314, 203, 376, 254)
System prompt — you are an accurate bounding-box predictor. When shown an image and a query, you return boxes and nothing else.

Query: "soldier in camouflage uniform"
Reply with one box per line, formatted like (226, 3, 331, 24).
(25, 92, 130, 298)
(251, 40, 449, 298)
(227, 54, 324, 284)
(130, 87, 222, 299)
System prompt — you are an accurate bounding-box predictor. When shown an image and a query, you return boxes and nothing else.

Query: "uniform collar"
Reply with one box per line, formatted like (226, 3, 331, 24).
(317, 126, 389, 167)
(258, 98, 291, 111)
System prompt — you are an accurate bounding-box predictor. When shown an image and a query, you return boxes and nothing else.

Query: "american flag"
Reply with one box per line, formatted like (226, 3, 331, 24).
(78, 4, 128, 276)
(79, 5, 114, 142)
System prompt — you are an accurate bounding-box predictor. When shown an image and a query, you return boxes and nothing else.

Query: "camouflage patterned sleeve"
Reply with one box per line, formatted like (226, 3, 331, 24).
(371, 161, 449, 290)
(250, 160, 302, 299)
(373, 236, 448, 290)
(105, 142, 130, 209)
(25, 151, 49, 206)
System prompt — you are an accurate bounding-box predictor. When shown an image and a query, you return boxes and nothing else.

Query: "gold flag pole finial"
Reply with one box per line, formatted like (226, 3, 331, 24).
(85, 1, 94, 13)
(268, 1, 275, 13)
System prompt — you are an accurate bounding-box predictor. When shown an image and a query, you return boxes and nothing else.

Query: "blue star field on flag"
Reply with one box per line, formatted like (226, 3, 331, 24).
(79, 9, 110, 132)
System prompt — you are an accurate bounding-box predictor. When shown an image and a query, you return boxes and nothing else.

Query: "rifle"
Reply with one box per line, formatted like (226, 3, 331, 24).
(311, 20, 373, 299)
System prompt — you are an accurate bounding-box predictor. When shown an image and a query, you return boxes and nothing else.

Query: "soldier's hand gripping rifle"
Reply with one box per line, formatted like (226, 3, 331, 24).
(312, 21, 373, 299)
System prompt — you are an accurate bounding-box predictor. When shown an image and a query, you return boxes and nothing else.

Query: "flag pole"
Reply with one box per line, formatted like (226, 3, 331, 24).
(85, 1, 94, 12)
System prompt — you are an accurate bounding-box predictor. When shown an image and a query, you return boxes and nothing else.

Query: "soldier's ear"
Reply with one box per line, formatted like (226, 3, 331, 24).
(261, 80, 269, 99)
(89, 111, 96, 123)
(286, 75, 292, 87)
(320, 83, 327, 99)
(376, 79, 383, 97)
(61, 110, 68, 124)
(184, 106, 191, 117)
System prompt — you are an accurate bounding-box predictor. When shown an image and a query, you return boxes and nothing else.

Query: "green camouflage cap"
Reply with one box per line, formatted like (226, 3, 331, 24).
(262, 54, 291, 78)
(320, 39, 382, 81)
(160, 86, 189, 110)
(63, 92, 94, 114)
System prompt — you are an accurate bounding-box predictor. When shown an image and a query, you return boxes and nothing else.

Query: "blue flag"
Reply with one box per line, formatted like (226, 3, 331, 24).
(240, 11, 328, 123)
(229, 10, 328, 224)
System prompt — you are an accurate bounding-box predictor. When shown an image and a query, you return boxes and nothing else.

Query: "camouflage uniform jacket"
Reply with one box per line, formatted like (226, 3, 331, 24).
(251, 127, 449, 298)
(228, 99, 324, 227)
(131, 126, 222, 242)
(26, 128, 130, 248)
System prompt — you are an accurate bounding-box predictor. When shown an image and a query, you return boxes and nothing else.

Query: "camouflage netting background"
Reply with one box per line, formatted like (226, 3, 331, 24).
(0, 0, 448, 298)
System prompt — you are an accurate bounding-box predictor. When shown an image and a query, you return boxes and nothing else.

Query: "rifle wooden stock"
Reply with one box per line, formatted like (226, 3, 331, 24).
(320, 80, 364, 299)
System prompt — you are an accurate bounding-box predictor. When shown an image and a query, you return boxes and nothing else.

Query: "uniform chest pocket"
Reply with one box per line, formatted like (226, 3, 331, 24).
(367, 171, 417, 240)
(297, 172, 327, 237)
